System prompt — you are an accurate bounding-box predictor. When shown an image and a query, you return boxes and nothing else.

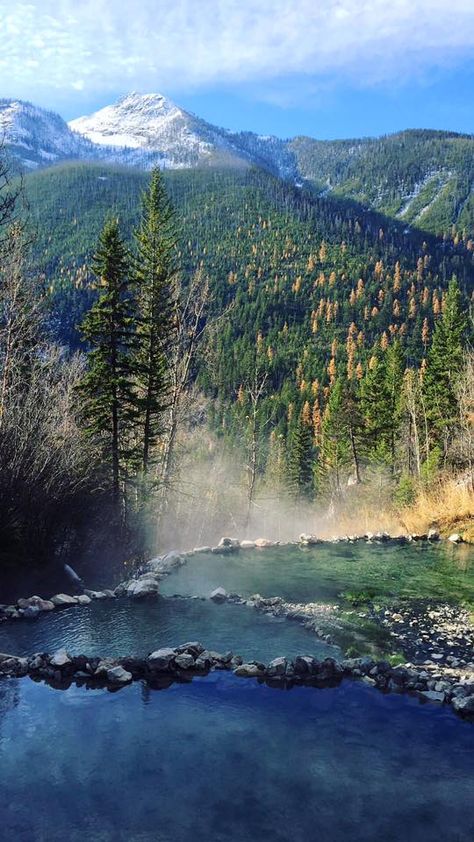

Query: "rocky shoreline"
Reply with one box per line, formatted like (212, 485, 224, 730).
(0, 645, 473, 719)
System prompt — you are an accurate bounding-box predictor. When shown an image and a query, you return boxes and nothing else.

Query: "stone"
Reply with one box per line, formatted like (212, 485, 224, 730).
(210, 587, 228, 603)
(50, 649, 72, 668)
(234, 663, 265, 677)
(106, 666, 132, 686)
(76, 594, 92, 605)
(428, 529, 440, 541)
(419, 690, 445, 703)
(175, 642, 205, 656)
(50, 594, 78, 607)
(254, 538, 276, 548)
(0, 655, 29, 676)
(174, 653, 195, 670)
(218, 537, 240, 548)
(267, 657, 287, 677)
(452, 695, 474, 717)
(448, 533, 462, 544)
(126, 579, 160, 599)
(21, 606, 41, 620)
(148, 648, 176, 670)
(240, 540, 256, 549)
(162, 551, 185, 567)
(299, 534, 322, 545)
(17, 596, 55, 612)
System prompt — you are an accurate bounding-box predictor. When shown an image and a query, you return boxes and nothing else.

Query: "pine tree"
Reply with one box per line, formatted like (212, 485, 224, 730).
(286, 405, 314, 499)
(133, 168, 177, 477)
(423, 277, 468, 455)
(79, 219, 135, 505)
(318, 378, 352, 496)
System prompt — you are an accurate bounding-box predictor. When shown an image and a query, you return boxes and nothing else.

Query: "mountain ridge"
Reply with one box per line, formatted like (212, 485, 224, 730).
(1, 92, 473, 234)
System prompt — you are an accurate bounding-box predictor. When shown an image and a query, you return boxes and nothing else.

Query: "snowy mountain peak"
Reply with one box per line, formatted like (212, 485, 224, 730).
(69, 92, 190, 152)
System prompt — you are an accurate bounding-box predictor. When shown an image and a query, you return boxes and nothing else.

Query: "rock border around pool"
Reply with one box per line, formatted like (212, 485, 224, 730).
(0, 647, 473, 719)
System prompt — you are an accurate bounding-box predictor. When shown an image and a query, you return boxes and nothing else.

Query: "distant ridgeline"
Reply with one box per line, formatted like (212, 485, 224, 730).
(20, 160, 474, 496)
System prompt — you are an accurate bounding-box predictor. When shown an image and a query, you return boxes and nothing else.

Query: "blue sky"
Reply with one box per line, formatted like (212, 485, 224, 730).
(1, 0, 473, 139)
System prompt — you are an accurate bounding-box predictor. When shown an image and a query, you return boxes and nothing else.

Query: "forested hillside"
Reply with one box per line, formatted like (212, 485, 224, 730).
(20, 162, 474, 503)
(291, 130, 474, 235)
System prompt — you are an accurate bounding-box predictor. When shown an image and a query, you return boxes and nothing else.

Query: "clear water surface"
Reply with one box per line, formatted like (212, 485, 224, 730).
(0, 673, 473, 842)
(0, 596, 338, 662)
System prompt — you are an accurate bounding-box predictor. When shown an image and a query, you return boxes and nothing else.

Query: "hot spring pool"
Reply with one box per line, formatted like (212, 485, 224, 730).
(0, 596, 338, 662)
(160, 541, 474, 604)
(0, 672, 473, 842)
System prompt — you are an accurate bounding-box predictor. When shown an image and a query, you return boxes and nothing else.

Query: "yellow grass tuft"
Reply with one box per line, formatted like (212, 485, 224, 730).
(400, 476, 474, 540)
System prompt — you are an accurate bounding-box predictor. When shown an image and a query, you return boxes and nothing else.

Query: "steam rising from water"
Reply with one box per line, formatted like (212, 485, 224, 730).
(151, 434, 402, 554)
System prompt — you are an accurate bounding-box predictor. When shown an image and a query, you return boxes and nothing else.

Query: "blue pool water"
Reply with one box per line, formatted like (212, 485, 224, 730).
(0, 596, 338, 662)
(0, 673, 473, 841)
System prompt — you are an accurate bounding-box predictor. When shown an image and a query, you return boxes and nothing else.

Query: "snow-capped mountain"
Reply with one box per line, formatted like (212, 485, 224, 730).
(69, 91, 297, 174)
(0, 99, 94, 169)
(69, 92, 216, 168)
(1, 92, 298, 177)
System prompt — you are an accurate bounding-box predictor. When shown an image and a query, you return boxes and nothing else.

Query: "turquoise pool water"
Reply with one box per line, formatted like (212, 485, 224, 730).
(0, 596, 338, 662)
(160, 542, 474, 605)
(0, 673, 473, 841)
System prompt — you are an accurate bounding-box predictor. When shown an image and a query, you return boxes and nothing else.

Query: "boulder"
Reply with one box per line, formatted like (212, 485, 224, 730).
(50, 649, 72, 668)
(174, 653, 195, 670)
(294, 655, 316, 675)
(210, 587, 228, 603)
(267, 657, 287, 677)
(452, 695, 474, 717)
(428, 529, 440, 541)
(218, 537, 240, 549)
(240, 540, 256, 549)
(76, 594, 92, 605)
(50, 594, 78, 607)
(126, 579, 160, 599)
(254, 538, 276, 548)
(299, 534, 322, 546)
(147, 648, 176, 670)
(419, 690, 445, 703)
(106, 665, 132, 686)
(0, 655, 28, 676)
(234, 663, 265, 677)
(17, 596, 55, 612)
(175, 642, 205, 656)
(21, 606, 41, 620)
(448, 533, 463, 544)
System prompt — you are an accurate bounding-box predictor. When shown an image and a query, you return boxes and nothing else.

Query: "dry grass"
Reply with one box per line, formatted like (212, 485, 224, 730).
(400, 476, 474, 541)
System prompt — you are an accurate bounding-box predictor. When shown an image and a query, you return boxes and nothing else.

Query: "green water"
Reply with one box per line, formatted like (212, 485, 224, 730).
(161, 541, 474, 607)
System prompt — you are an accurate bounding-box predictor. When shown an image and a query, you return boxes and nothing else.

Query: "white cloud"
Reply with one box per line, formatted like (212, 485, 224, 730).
(1, 0, 473, 103)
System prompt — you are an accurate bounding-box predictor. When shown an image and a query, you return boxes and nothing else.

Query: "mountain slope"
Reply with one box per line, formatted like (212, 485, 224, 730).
(290, 130, 474, 235)
(0, 99, 94, 168)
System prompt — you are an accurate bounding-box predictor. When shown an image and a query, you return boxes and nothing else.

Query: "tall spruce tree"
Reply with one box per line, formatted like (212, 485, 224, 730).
(133, 168, 177, 477)
(286, 405, 314, 499)
(318, 378, 352, 496)
(423, 277, 467, 457)
(79, 218, 135, 506)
